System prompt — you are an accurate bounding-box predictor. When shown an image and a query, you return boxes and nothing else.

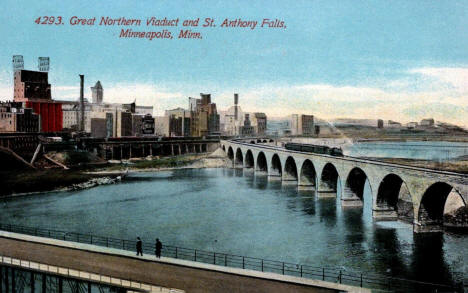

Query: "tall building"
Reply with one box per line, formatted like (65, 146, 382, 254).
(290, 114, 315, 135)
(239, 113, 254, 136)
(154, 116, 170, 136)
(165, 108, 191, 137)
(91, 81, 103, 104)
(13, 69, 62, 132)
(251, 113, 267, 135)
(190, 93, 220, 137)
(290, 114, 299, 135)
(220, 94, 245, 136)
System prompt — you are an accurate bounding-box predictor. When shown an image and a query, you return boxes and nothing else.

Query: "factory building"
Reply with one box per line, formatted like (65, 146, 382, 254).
(13, 69, 63, 132)
(219, 94, 267, 137)
(0, 102, 40, 132)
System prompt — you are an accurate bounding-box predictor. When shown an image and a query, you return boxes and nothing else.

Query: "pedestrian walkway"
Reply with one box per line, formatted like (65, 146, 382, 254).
(0, 255, 183, 293)
(0, 230, 366, 293)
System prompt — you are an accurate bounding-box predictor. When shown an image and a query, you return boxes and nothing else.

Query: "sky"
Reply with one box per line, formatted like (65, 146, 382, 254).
(1, 0, 468, 126)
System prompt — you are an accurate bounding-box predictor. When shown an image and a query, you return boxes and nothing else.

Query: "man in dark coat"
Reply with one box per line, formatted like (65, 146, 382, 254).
(155, 238, 162, 258)
(136, 237, 143, 256)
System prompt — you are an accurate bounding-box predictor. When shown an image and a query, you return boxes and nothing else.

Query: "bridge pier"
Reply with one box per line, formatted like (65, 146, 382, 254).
(372, 206, 398, 221)
(267, 174, 282, 181)
(341, 186, 363, 207)
(281, 180, 298, 186)
(297, 185, 315, 191)
(413, 221, 444, 233)
(317, 191, 336, 198)
(254, 170, 268, 176)
(341, 197, 363, 207)
(221, 140, 468, 233)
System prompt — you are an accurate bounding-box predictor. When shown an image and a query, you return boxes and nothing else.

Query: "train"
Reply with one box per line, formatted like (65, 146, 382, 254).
(284, 142, 344, 156)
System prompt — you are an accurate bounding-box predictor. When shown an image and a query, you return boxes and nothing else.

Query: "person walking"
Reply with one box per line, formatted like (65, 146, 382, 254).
(155, 238, 162, 258)
(136, 237, 143, 256)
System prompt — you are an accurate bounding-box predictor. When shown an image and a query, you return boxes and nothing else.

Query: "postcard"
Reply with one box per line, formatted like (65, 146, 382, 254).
(0, 1, 466, 292)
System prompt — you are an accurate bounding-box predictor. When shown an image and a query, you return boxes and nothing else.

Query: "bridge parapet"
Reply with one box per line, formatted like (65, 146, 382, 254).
(221, 140, 468, 233)
(0, 230, 371, 293)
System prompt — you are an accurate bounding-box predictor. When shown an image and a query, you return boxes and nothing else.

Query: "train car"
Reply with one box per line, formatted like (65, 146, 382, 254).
(284, 143, 343, 156)
(329, 147, 344, 156)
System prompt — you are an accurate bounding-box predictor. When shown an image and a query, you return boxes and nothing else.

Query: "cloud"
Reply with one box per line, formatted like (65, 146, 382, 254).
(44, 75, 468, 127)
(409, 67, 468, 93)
(1, 66, 468, 127)
(402, 103, 468, 121)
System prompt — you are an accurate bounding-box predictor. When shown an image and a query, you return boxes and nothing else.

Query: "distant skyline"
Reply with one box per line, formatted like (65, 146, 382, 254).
(1, 0, 468, 126)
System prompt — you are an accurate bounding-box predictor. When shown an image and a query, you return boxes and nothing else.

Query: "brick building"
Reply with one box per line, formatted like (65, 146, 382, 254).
(190, 93, 220, 137)
(0, 102, 39, 132)
(13, 69, 62, 132)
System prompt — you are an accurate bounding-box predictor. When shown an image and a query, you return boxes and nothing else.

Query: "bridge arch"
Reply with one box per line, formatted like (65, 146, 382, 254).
(227, 146, 234, 160)
(418, 182, 467, 228)
(344, 167, 369, 202)
(256, 152, 268, 172)
(284, 156, 298, 181)
(270, 154, 282, 176)
(299, 159, 316, 186)
(319, 163, 339, 194)
(376, 174, 413, 221)
(222, 145, 226, 152)
(245, 150, 254, 168)
(235, 148, 243, 167)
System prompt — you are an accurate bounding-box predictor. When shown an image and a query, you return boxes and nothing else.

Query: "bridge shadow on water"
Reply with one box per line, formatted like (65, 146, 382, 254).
(232, 169, 462, 291)
(411, 233, 456, 287)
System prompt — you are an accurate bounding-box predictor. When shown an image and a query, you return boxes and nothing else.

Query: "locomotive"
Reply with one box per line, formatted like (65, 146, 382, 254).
(284, 142, 344, 156)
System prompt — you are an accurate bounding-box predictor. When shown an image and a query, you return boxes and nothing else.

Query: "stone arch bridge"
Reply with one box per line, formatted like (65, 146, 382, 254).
(221, 140, 468, 233)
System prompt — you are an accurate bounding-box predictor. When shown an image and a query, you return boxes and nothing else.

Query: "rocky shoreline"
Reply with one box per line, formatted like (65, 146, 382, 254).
(3, 149, 230, 198)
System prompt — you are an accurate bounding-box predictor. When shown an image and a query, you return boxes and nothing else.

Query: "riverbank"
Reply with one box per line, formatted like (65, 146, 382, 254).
(0, 170, 119, 197)
(1, 149, 230, 197)
(372, 157, 468, 174)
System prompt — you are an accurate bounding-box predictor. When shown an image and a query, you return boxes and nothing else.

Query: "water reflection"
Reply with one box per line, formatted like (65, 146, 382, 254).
(411, 233, 453, 285)
(316, 198, 337, 227)
(372, 228, 408, 277)
(0, 168, 464, 290)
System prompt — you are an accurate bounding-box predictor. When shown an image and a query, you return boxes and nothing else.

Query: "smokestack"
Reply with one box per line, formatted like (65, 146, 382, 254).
(234, 93, 239, 121)
(79, 74, 85, 132)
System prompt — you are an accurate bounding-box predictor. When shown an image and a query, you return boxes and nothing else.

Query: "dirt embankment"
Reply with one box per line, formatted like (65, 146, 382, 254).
(0, 170, 112, 197)
(1, 148, 229, 197)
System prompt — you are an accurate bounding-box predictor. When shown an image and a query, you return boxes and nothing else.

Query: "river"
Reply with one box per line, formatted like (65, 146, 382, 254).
(0, 167, 466, 291)
(291, 139, 468, 161)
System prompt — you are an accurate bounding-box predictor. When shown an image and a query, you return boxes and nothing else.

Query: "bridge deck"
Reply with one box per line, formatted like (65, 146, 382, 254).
(0, 231, 364, 293)
(226, 140, 468, 178)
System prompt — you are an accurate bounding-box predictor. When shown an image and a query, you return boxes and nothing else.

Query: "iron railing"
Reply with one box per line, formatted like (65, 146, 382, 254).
(0, 223, 462, 293)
